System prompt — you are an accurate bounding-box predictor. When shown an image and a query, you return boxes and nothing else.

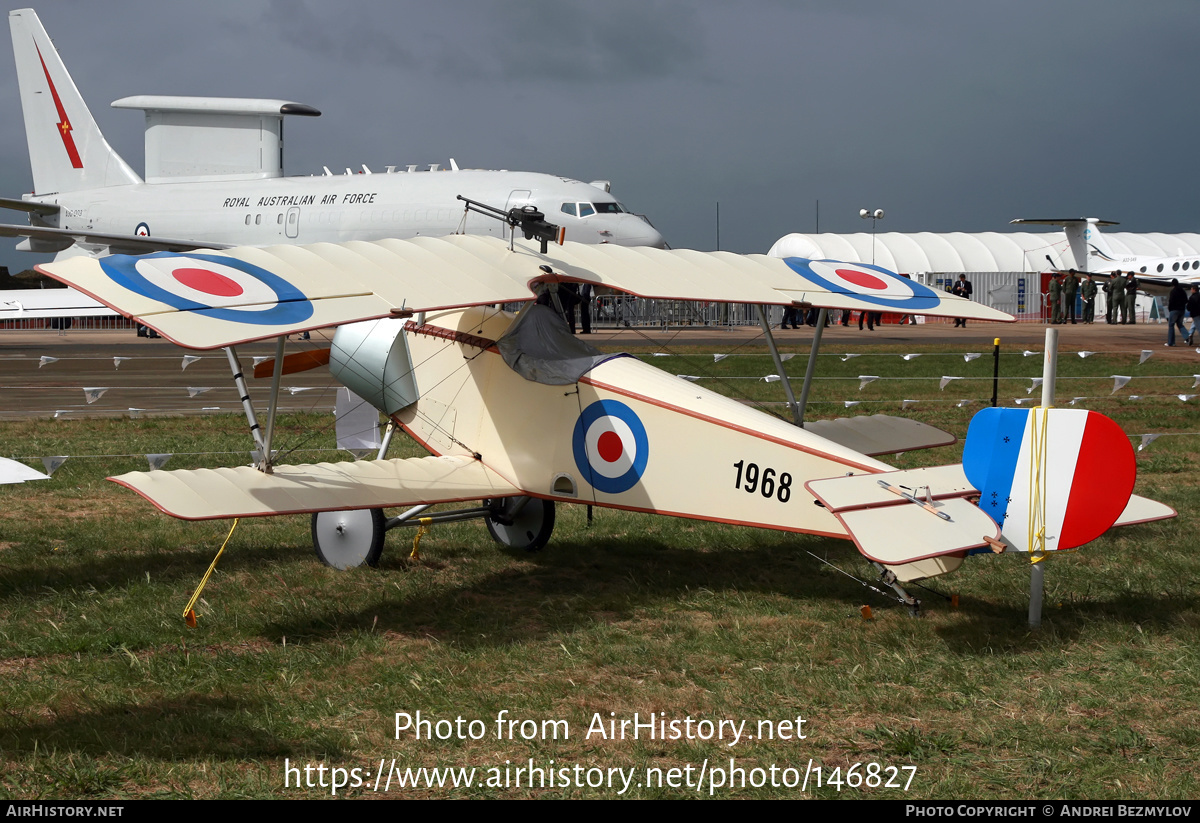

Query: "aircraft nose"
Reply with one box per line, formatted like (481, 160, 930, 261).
(610, 217, 667, 249)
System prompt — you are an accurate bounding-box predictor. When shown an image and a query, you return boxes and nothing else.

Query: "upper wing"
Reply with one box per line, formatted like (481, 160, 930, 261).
(111, 454, 521, 520)
(37, 235, 1013, 350)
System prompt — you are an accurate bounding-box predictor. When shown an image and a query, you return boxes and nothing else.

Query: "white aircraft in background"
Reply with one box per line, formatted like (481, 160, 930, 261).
(1012, 218, 1200, 295)
(0, 8, 664, 319)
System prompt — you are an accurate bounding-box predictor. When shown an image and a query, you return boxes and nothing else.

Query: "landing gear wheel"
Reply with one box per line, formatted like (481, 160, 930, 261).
(485, 497, 555, 552)
(311, 508, 386, 569)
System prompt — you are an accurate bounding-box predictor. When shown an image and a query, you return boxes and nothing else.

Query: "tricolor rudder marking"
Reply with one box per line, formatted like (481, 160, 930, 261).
(99, 252, 314, 325)
(784, 258, 941, 310)
(962, 407, 1136, 552)
(573, 400, 649, 494)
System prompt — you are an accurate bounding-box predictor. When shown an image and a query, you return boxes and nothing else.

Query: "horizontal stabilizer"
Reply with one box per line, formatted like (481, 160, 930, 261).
(110, 455, 521, 520)
(807, 465, 1000, 571)
(1112, 494, 1175, 529)
(802, 414, 955, 456)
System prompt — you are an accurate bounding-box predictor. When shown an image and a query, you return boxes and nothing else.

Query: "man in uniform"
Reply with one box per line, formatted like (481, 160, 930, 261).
(1063, 271, 1078, 324)
(1080, 274, 1097, 324)
(1112, 271, 1127, 324)
(1124, 273, 1139, 324)
(1048, 273, 1062, 324)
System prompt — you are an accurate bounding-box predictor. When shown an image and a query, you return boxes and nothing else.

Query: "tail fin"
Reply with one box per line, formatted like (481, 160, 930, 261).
(9, 8, 140, 194)
(1010, 218, 1119, 272)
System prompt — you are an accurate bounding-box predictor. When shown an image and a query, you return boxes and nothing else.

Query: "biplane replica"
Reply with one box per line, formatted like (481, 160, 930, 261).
(36, 211, 1176, 612)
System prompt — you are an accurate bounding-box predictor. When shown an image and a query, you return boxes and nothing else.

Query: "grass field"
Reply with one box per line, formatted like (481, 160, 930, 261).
(1, 341, 1198, 799)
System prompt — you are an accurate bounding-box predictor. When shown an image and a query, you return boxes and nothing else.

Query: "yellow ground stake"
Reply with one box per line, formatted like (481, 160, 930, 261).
(183, 518, 239, 627)
(410, 517, 433, 560)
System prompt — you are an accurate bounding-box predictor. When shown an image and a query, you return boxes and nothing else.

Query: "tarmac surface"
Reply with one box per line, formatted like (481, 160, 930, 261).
(0, 317, 1193, 420)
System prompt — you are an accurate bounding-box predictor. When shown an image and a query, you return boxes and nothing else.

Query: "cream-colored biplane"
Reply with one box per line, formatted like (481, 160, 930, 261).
(37, 233, 1172, 612)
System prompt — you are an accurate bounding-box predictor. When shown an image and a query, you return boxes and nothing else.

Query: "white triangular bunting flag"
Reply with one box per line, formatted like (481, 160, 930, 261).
(146, 453, 172, 470)
(844, 400, 860, 408)
(901, 399, 918, 409)
(713, 354, 728, 362)
(780, 353, 795, 362)
(841, 353, 860, 361)
(964, 353, 981, 362)
(1128, 395, 1141, 401)
(1139, 350, 1153, 365)
(956, 399, 973, 408)
(1078, 351, 1094, 358)
(1014, 398, 1030, 405)
(1026, 377, 1043, 394)
(181, 355, 202, 371)
(677, 375, 700, 382)
(82, 387, 108, 404)
(41, 455, 68, 476)
(201, 406, 220, 411)
(1178, 394, 1196, 402)
(1138, 433, 1160, 452)
(652, 352, 670, 357)
(52, 410, 67, 418)
(187, 387, 214, 398)
(287, 386, 317, 395)
(762, 374, 781, 383)
(128, 408, 145, 418)
(38, 356, 58, 368)
(1112, 375, 1132, 394)
(858, 375, 879, 390)
(113, 357, 131, 370)
(1192, 375, 1200, 389)
(901, 354, 921, 361)
(1023, 350, 1037, 357)
(940, 376, 961, 391)
(1069, 397, 1086, 406)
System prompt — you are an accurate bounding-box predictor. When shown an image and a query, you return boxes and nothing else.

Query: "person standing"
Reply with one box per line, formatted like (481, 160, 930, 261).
(1103, 278, 1115, 324)
(1048, 274, 1062, 324)
(1062, 271, 1078, 324)
(1187, 284, 1200, 345)
(952, 274, 972, 327)
(1124, 273, 1139, 324)
(1167, 279, 1187, 346)
(1112, 271, 1127, 324)
(1081, 274, 1096, 323)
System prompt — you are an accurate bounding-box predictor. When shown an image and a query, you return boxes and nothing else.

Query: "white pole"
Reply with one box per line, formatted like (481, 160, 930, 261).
(1030, 327, 1058, 628)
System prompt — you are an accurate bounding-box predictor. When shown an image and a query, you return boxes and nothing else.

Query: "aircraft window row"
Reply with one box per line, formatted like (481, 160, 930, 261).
(560, 201, 627, 218)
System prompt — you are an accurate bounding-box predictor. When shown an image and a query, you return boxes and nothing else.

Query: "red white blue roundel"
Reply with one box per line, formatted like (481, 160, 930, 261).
(784, 258, 941, 310)
(98, 252, 314, 325)
(572, 400, 649, 494)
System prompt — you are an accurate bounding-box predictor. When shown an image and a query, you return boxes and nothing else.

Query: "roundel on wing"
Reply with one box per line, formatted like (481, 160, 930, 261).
(572, 399, 649, 494)
(98, 252, 314, 325)
(783, 257, 941, 310)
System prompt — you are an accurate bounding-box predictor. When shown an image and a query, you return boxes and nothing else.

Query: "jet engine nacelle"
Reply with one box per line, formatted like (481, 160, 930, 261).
(330, 318, 419, 416)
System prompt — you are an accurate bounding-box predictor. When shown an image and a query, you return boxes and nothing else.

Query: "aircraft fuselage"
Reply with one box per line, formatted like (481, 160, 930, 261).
(24, 169, 665, 251)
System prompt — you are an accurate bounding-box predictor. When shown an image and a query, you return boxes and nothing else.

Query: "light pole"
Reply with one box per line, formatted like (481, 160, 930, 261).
(859, 208, 884, 265)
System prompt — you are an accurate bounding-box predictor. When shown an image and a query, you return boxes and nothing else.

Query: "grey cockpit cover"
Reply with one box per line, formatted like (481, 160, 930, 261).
(497, 303, 625, 385)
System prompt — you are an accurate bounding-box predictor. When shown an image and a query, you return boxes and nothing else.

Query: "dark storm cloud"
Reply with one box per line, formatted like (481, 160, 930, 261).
(0, 0, 1195, 274)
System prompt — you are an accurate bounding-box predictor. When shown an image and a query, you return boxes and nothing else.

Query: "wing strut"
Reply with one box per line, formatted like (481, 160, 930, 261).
(756, 304, 803, 426)
(224, 346, 268, 467)
(794, 307, 829, 428)
(260, 337, 287, 472)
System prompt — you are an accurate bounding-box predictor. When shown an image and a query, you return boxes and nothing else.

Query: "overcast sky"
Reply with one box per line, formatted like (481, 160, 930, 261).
(0, 1, 1195, 273)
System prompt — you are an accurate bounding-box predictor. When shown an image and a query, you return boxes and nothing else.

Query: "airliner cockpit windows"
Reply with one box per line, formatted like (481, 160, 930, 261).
(593, 202, 625, 214)
(578, 203, 595, 217)
(560, 203, 578, 217)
